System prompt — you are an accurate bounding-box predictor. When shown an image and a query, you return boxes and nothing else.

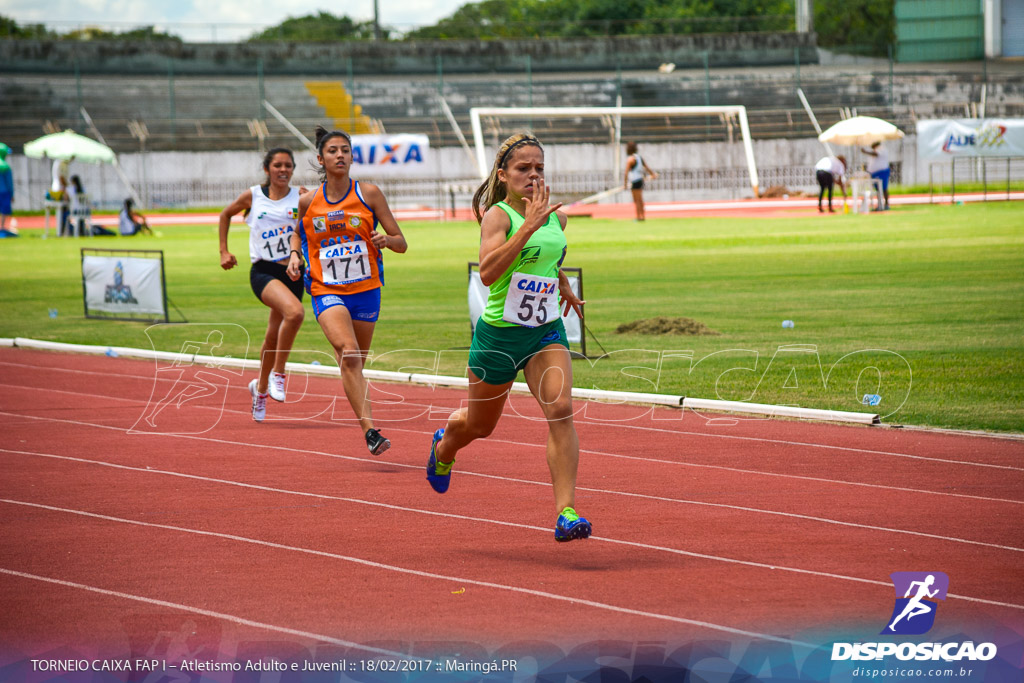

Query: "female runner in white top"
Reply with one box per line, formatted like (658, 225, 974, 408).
(218, 148, 306, 421)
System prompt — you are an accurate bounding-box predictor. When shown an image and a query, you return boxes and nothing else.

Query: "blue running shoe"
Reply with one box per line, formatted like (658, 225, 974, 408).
(555, 507, 592, 542)
(426, 428, 453, 493)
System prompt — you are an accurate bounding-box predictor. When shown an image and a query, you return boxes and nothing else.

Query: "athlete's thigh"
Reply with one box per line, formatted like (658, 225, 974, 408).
(465, 367, 512, 430)
(259, 278, 301, 316)
(351, 320, 377, 355)
(523, 343, 575, 418)
(316, 304, 360, 352)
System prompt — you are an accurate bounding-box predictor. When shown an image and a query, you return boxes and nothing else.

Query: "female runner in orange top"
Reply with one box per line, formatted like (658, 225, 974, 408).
(286, 127, 408, 455)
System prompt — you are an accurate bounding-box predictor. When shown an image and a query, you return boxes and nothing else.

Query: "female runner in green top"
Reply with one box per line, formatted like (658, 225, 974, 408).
(426, 133, 592, 542)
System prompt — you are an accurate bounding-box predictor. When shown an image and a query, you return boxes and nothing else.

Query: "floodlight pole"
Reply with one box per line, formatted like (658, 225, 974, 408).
(797, 88, 834, 156)
(79, 107, 143, 207)
(613, 94, 623, 181)
(263, 100, 317, 153)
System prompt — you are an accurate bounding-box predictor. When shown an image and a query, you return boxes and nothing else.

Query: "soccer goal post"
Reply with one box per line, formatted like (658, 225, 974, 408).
(470, 105, 760, 198)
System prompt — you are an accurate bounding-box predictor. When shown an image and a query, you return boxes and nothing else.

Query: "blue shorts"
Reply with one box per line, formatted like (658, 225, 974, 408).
(0, 193, 11, 215)
(311, 288, 381, 322)
(871, 168, 890, 193)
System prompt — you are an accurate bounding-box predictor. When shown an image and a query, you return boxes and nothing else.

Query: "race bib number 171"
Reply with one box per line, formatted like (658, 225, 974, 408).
(320, 239, 370, 286)
(503, 272, 559, 328)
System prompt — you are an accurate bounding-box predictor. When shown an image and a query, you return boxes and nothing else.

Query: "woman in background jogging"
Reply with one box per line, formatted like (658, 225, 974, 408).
(286, 126, 408, 456)
(219, 147, 305, 422)
(425, 132, 592, 543)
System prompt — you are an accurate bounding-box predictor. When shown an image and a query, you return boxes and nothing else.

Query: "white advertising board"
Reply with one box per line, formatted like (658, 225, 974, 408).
(351, 134, 430, 176)
(82, 251, 166, 320)
(917, 119, 1024, 162)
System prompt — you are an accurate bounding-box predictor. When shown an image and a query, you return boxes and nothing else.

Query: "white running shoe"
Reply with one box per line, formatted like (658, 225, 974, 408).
(269, 371, 287, 402)
(249, 379, 267, 422)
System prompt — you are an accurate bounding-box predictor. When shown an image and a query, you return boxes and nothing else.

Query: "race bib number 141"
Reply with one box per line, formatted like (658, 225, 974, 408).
(503, 272, 559, 327)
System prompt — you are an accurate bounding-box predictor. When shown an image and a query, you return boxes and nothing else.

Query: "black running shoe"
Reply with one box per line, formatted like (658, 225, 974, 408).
(365, 428, 391, 456)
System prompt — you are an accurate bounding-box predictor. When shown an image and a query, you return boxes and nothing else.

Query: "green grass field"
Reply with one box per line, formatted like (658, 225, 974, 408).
(1, 202, 1022, 432)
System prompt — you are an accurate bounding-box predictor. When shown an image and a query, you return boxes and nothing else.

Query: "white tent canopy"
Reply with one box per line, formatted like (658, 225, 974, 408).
(24, 130, 116, 163)
(818, 116, 905, 146)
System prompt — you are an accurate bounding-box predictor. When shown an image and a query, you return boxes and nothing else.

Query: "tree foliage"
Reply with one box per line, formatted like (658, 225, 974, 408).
(814, 0, 895, 54)
(247, 12, 384, 42)
(62, 26, 182, 42)
(2, 1, 897, 51)
(405, 0, 794, 40)
(1, 14, 56, 39)
(0, 15, 180, 41)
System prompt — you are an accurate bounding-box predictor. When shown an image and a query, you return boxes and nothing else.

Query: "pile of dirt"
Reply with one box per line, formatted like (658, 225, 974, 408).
(760, 185, 812, 198)
(615, 317, 721, 336)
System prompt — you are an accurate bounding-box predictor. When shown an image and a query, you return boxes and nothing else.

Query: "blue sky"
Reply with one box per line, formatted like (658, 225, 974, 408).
(3, 0, 471, 40)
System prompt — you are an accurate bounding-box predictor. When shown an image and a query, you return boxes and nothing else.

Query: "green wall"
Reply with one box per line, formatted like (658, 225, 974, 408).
(895, 0, 983, 62)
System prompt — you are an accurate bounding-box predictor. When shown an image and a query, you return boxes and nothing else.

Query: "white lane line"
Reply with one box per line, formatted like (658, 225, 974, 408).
(4, 400, 1023, 516)
(390, 427, 1024, 507)
(0, 499, 817, 647)
(3, 408, 1021, 553)
(2, 448, 1022, 612)
(3, 359, 1020, 471)
(572, 419, 1024, 472)
(0, 567, 421, 659)
(4, 401, 1024, 522)
(3, 382, 1022, 506)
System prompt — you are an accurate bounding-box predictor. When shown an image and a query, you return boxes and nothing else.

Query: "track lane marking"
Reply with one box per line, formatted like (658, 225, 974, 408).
(2, 449, 1022, 612)
(0, 500, 818, 647)
(2, 360, 1020, 471)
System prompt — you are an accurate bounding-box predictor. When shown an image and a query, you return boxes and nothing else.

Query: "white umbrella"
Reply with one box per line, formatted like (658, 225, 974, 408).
(818, 116, 905, 146)
(23, 130, 116, 163)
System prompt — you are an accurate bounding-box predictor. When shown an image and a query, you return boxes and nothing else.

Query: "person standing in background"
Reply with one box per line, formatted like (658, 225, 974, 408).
(50, 156, 72, 235)
(0, 144, 13, 234)
(862, 141, 890, 211)
(623, 141, 658, 222)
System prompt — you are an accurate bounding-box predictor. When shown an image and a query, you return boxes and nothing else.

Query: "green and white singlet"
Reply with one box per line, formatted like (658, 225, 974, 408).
(480, 201, 567, 328)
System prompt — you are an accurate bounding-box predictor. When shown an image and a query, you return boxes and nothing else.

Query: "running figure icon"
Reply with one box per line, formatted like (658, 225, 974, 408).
(882, 571, 948, 635)
(889, 574, 938, 631)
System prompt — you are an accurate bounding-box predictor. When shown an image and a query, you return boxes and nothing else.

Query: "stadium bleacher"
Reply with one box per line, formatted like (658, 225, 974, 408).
(2, 62, 1022, 154)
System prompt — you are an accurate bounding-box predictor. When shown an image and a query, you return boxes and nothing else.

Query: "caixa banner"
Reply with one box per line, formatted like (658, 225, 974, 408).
(917, 119, 1024, 161)
(350, 134, 430, 176)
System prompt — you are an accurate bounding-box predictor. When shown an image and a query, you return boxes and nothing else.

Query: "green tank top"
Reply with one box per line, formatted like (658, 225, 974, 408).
(481, 202, 567, 327)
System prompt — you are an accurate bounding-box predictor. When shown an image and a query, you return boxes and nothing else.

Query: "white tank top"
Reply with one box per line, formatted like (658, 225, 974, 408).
(246, 185, 301, 264)
(627, 154, 645, 183)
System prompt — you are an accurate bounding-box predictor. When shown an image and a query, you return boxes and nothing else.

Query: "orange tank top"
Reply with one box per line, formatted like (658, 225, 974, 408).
(299, 180, 384, 296)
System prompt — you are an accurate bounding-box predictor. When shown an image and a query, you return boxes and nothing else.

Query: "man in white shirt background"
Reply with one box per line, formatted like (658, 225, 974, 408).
(814, 154, 847, 213)
(862, 141, 890, 211)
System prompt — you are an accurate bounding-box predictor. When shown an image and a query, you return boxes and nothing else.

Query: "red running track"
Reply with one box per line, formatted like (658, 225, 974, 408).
(0, 346, 1022, 668)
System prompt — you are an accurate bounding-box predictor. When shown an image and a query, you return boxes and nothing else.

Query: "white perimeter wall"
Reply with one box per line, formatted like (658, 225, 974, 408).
(9, 136, 919, 211)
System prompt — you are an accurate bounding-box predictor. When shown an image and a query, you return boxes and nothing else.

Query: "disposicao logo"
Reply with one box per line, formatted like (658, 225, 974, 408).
(882, 571, 948, 635)
(831, 571, 998, 663)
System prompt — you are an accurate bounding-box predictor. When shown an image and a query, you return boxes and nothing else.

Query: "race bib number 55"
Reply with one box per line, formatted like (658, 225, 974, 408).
(320, 240, 370, 286)
(503, 272, 559, 327)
